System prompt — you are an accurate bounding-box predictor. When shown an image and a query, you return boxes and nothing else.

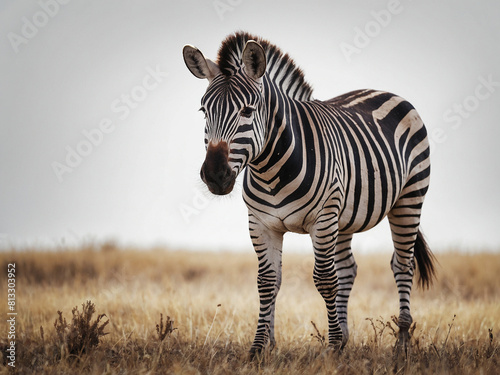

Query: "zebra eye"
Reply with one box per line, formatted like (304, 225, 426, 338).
(240, 106, 255, 118)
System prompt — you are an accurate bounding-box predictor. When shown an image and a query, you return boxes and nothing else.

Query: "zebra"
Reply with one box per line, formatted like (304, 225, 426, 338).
(182, 31, 435, 356)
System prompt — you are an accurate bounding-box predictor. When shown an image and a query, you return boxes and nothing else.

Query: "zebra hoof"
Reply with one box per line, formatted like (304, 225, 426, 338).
(248, 347, 264, 361)
(328, 341, 344, 353)
(396, 330, 410, 349)
(320, 342, 343, 359)
(395, 311, 413, 354)
(340, 323, 349, 348)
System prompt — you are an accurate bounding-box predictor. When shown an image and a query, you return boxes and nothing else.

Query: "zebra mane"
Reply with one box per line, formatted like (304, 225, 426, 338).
(216, 31, 313, 101)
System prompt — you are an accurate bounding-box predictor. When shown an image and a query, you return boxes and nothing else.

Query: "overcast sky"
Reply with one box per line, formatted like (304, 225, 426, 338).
(1, 0, 499, 253)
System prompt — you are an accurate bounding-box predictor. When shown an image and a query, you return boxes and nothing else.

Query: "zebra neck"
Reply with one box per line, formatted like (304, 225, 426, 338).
(247, 92, 315, 195)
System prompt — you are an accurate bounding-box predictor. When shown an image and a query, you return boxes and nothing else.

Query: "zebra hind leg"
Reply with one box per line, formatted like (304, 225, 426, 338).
(391, 227, 435, 353)
(389, 250, 413, 353)
(334, 234, 357, 348)
(388, 205, 435, 353)
(387, 206, 420, 354)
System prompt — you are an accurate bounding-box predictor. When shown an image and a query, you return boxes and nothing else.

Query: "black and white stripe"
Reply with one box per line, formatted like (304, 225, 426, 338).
(183, 32, 435, 355)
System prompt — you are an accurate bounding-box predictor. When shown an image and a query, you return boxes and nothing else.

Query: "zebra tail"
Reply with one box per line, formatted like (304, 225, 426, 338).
(414, 229, 437, 289)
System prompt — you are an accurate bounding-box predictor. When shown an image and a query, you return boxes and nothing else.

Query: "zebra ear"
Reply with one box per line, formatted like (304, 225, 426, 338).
(242, 40, 266, 80)
(183, 45, 220, 81)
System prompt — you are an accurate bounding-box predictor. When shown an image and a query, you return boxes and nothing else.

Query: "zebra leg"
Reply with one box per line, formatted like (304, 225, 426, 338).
(387, 209, 421, 351)
(248, 213, 284, 357)
(334, 234, 357, 347)
(311, 217, 344, 349)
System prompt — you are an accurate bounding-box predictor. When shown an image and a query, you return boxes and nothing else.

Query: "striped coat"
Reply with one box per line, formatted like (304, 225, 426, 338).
(183, 32, 435, 356)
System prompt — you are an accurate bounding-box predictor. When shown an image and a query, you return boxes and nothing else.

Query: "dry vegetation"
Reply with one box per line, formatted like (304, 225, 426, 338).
(0, 244, 499, 374)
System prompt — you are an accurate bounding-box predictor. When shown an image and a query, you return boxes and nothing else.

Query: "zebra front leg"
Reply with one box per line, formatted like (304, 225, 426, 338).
(311, 218, 344, 349)
(248, 214, 284, 358)
(334, 234, 357, 348)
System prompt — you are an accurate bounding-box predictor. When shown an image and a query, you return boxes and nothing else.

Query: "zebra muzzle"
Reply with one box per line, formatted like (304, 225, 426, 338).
(200, 141, 237, 195)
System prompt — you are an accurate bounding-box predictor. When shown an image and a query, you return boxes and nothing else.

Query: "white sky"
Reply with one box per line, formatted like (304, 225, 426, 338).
(1, 0, 499, 253)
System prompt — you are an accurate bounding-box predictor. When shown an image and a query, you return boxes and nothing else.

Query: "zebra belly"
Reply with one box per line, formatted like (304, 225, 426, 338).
(338, 200, 392, 234)
(337, 167, 402, 234)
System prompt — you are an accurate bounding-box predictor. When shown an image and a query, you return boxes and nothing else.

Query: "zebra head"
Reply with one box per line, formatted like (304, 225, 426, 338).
(183, 40, 267, 195)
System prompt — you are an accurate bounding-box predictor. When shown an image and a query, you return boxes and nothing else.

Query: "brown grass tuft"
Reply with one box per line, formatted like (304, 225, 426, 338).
(53, 300, 109, 357)
(310, 320, 326, 346)
(156, 313, 176, 342)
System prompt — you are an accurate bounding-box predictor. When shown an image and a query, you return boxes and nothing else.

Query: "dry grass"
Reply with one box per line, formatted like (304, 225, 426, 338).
(0, 245, 499, 374)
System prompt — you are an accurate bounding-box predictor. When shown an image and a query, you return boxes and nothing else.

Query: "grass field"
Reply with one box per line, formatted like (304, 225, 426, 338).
(1, 245, 499, 374)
